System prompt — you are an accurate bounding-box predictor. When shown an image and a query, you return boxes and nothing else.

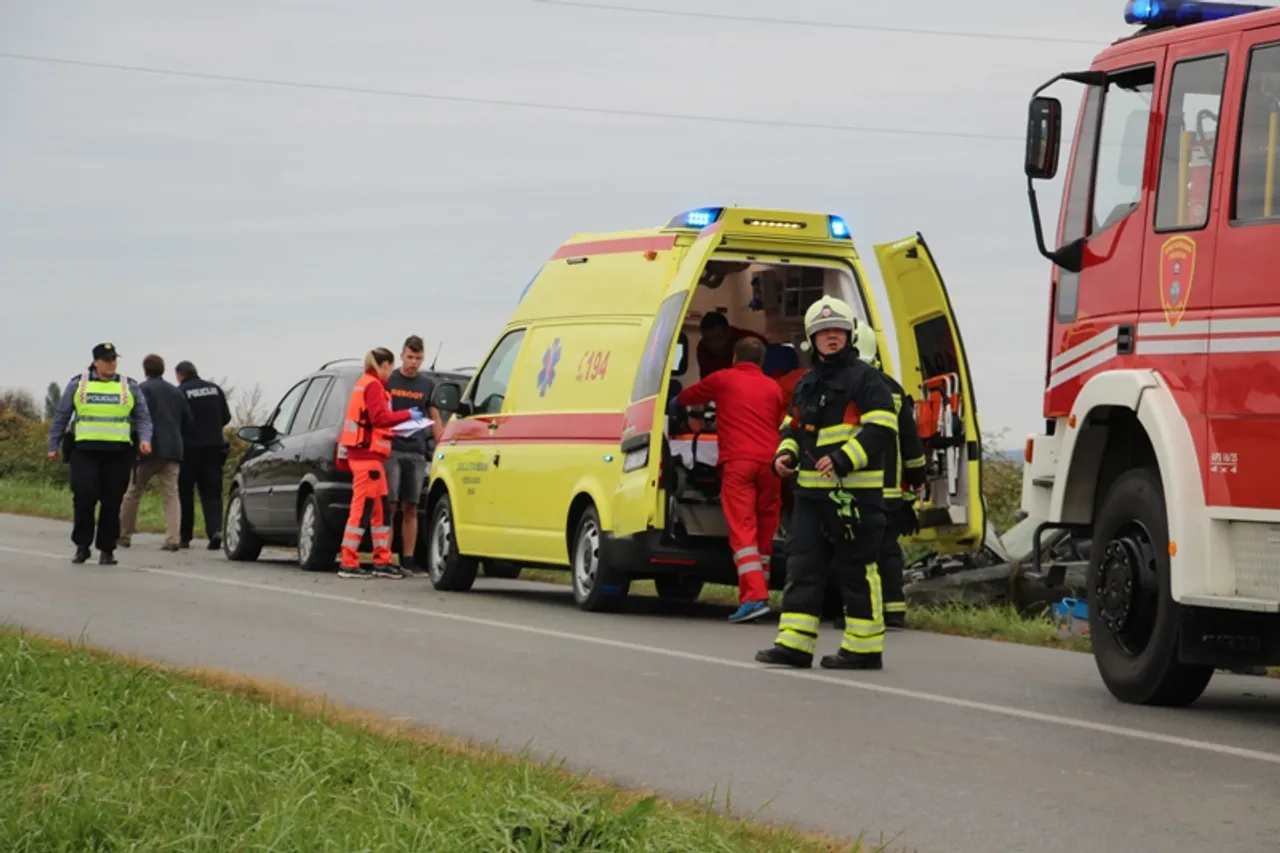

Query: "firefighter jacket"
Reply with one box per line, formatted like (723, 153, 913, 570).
(881, 371, 928, 505)
(339, 370, 413, 463)
(774, 347, 898, 509)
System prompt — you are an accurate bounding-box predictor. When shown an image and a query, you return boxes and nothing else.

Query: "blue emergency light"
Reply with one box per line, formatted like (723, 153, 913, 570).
(828, 215, 850, 239)
(1123, 0, 1270, 27)
(667, 207, 725, 229)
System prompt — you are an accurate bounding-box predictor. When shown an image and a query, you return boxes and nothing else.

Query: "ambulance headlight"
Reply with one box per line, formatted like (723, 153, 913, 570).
(622, 447, 649, 473)
(828, 215, 850, 239)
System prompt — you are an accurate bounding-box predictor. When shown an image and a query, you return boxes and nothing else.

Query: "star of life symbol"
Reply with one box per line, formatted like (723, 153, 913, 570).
(536, 338, 561, 398)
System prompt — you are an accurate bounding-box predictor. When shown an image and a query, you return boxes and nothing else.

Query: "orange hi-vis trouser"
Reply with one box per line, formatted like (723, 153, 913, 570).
(721, 460, 781, 604)
(341, 458, 394, 568)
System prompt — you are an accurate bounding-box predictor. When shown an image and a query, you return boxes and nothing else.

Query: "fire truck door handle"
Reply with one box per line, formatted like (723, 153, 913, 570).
(1117, 324, 1134, 355)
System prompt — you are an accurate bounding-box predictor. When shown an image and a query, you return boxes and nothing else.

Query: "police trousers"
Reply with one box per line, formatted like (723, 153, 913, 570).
(773, 494, 887, 658)
(69, 447, 134, 551)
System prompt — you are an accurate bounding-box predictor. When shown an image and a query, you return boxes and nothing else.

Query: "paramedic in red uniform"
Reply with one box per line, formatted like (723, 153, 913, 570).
(337, 348, 419, 579)
(677, 336, 786, 623)
(696, 311, 768, 378)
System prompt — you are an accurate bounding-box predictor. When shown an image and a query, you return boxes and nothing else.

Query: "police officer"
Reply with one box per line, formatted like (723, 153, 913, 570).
(46, 343, 154, 565)
(851, 322, 928, 628)
(755, 298, 898, 671)
(174, 361, 232, 549)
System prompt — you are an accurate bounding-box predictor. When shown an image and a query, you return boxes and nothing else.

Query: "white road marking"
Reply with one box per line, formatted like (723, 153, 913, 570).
(3, 544, 1279, 766)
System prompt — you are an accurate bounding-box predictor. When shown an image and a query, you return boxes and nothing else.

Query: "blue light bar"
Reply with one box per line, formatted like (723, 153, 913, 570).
(666, 207, 725, 229)
(1123, 0, 1270, 28)
(828, 215, 851, 239)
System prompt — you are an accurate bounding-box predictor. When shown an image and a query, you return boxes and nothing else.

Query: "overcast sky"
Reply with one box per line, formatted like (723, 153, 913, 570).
(1, 0, 1127, 442)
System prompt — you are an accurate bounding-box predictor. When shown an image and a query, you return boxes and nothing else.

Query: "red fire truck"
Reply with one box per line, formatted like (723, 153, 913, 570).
(1021, 0, 1280, 706)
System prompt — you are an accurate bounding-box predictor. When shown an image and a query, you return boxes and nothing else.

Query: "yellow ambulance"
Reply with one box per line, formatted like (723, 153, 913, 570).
(426, 206, 984, 611)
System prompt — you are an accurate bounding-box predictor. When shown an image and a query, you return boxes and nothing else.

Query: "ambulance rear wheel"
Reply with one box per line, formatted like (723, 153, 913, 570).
(1088, 468, 1213, 707)
(428, 494, 479, 592)
(571, 505, 629, 612)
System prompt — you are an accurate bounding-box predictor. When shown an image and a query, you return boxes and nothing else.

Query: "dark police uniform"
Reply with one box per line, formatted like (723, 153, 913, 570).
(756, 344, 898, 670)
(177, 371, 232, 548)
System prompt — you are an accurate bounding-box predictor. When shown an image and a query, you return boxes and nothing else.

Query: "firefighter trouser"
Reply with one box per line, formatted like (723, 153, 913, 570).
(879, 505, 907, 616)
(721, 460, 781, 604)
(341, 458, 393, 568)
(773, 495, 887, 658)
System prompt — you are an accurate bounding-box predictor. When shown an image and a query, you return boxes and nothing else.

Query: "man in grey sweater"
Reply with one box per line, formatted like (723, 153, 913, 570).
(119, 354, 193, 551)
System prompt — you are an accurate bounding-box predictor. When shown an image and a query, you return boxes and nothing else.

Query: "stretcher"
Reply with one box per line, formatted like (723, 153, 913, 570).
(668, 432, 719, 470)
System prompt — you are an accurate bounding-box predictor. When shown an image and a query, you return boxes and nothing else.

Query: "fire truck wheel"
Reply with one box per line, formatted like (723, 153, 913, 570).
(1087, 467, 1214, 707)
(427, 494, 479, 592)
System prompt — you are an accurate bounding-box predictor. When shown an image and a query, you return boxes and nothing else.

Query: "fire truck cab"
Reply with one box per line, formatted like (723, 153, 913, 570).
(1021, 0, 1280, 705)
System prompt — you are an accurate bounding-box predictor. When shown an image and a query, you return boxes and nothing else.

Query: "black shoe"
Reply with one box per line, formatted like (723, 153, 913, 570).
(72, 547, 91, 564)
(400, 560, 427, 578)
(885, 612, 907, 629)
(338, 565, 373, 579)
(99, 550, 118, 566)
(206, 535, 220, 551)
(820, 650, 883, 670)
(372, 564, 406, 579)
(179, 539, 191, 549)
(754, 645, 813, 669)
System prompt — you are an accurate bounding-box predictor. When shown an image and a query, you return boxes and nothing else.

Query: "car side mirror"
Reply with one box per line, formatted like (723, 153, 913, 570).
(432, 382, 462, 412)
(237, 425, 275, 445)
(1025, 96, 1062, 180)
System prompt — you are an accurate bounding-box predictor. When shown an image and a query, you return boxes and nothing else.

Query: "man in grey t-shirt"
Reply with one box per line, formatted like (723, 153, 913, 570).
(384, 335, 442, 575)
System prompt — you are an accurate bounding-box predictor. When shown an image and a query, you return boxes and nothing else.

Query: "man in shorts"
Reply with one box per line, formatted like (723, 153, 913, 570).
(385, 335, 442, 576)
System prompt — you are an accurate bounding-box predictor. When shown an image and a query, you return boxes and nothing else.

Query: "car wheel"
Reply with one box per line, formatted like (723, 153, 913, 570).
(1088, 467, 1213, 706)
(427, 494, 479, 592)
(223, 490, 263, 562)
(570, 505, 629, 612)
(654, 576, 703, 602)
(297, 494, 339, 572)
(483, 560, 523, 579)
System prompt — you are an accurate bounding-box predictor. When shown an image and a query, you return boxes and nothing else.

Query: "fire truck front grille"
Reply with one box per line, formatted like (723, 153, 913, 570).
(1228, 521, 1280, 600)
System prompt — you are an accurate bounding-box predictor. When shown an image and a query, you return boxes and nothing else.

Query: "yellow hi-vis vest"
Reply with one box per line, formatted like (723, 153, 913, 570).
(72, 374, 134, 443)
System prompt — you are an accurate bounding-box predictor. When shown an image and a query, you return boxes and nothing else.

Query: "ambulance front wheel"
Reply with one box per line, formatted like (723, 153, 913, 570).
(571, 504, 630, 612)
(428, 494, 479, 592)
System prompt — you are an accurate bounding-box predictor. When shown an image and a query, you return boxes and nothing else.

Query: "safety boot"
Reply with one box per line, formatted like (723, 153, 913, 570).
(754, 644, 813, 669)
(72, 547, 91, 564)
(98, 549, 118, 566)
(820, 650, 882, 671)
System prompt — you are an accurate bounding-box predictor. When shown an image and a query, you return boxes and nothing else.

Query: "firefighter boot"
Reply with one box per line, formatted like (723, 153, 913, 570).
(820, 650, 883, 671)
(755, 645, 814, 669)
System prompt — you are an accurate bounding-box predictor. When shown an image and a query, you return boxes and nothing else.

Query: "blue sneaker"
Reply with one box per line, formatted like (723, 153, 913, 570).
(729, 600, 771, 623)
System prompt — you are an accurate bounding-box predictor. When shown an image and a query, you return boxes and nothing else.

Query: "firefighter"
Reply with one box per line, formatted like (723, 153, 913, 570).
(851, 321, 928, 628)
(337, 348, 419, 579)
(675, 336, 787, 623)
(755, 297, 898, 670)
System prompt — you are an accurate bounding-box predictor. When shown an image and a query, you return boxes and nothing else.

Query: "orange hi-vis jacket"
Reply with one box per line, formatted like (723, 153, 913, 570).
(339, 370, 412, 464)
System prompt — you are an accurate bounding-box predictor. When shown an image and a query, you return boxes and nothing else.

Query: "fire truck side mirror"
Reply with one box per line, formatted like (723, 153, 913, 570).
(1025, 96, 1062, 181)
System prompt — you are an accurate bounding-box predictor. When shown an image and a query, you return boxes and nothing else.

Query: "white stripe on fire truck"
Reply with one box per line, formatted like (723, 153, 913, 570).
(1049, 326, 1120, 372)
(1047, 343, 1119, 390)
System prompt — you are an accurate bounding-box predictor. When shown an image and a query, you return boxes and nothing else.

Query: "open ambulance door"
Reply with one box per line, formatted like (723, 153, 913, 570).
(614, 223, 724, 538)
(873, 232, 985, 555)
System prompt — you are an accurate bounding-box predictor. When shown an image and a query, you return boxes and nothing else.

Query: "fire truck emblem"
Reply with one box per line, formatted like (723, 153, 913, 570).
(1158, 235, 1197, 327)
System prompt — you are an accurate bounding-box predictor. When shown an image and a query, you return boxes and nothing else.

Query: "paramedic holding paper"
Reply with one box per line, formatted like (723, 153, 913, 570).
(337, 347, 417, 579)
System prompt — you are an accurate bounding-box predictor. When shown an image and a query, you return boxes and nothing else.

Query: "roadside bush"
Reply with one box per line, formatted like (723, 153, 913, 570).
(0, 412, 63, 486)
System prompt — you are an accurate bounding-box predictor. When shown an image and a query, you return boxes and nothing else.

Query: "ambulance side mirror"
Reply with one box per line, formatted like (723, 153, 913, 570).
(1024, 96, 1062, 180)
(432, 382, 462, 413)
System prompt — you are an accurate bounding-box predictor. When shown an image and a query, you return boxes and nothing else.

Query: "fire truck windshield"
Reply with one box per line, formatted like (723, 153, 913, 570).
(1088, 67, 1155, 235)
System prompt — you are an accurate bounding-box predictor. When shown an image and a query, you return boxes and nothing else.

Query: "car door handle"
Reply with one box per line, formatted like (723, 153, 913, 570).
(487, 422, 499, 432)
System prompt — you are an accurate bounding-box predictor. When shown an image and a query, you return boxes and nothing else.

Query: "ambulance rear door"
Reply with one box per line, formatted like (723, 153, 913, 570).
(873, 232, 985, 554)
(614, 222, 724, 538)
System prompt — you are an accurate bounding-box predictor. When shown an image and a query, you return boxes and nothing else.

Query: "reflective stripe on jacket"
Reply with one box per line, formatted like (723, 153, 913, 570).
(72, 374, 133, 443)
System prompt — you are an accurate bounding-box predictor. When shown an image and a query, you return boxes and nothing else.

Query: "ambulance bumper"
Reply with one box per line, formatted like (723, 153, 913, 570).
(601, 529, 789, 590)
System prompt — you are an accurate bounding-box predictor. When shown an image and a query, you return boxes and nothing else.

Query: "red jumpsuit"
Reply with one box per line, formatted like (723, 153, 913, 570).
(677, 362, 787, 604)
(338, 370, 413, 569)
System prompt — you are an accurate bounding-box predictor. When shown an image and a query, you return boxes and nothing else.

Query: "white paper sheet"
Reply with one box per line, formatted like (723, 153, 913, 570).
(391, 417, 433, 436)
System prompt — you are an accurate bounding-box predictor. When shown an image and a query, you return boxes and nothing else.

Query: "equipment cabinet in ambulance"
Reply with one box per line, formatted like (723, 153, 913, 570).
(426, 206, 985, 612)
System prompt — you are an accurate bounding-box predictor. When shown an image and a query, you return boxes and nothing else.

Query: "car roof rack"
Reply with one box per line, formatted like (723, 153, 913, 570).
(319, 358, 362, 370)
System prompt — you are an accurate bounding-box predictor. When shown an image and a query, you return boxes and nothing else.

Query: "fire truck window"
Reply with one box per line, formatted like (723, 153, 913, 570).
(1090, 66, 1156, 235)
(1054, 84, 1103, 325)
(1234, 43, 1280, 223)
(1155, 55, 1228, 232)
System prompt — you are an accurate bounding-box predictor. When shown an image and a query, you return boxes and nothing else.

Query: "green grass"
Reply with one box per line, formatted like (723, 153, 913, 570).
(0, 475, 212, 539)
(0, 628, 873, 853)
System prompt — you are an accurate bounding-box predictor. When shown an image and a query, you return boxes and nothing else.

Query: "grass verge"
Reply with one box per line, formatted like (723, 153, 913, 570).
(0, 474, 210, 539)
(0, 627, 873, 853)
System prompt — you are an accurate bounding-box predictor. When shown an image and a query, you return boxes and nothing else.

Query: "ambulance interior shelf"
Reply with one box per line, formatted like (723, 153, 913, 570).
(914, 371, 970, 525)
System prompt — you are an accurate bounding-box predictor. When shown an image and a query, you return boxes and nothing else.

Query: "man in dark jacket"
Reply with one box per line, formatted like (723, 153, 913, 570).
(175, 360, 232, 549)
(120, 354, 193, 551)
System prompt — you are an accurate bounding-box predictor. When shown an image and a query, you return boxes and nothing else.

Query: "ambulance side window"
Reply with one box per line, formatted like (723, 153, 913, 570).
(1155, 54, 1228, 232)
(632, 292, 687, 402)
(470, 329, 526, 416)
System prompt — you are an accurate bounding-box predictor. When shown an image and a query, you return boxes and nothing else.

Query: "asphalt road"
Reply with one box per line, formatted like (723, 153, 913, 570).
(3, 513, 1279, 853)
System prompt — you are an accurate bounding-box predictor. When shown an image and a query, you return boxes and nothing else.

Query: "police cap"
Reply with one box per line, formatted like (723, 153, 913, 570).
(92, 343, 119, 360)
